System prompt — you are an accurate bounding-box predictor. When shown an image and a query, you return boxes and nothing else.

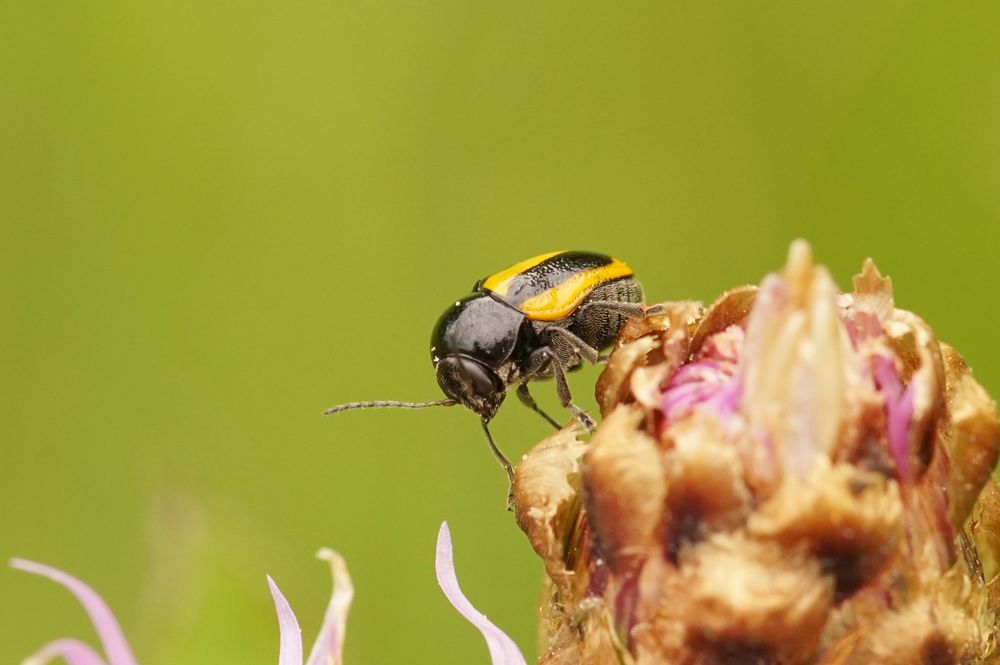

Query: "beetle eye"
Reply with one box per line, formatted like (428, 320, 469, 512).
(455, 357, 499, 399)
(436, 355, 501, 403)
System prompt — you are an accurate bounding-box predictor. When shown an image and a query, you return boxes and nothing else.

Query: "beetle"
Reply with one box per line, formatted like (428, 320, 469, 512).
(324, 250, 650, 507)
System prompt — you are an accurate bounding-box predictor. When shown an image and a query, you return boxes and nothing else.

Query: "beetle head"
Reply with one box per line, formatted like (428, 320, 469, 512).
(435, 355, 506, 420)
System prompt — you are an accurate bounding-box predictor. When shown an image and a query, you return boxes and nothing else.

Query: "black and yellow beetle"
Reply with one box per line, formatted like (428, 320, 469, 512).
(325, 250, 649, 507)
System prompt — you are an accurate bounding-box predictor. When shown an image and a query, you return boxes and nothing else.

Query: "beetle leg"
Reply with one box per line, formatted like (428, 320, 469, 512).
(516, 383, 561, 430)
(481, 418, 516, 511)
(525, 347, 597, 431)
(546, 326, 601, 365)
(552, 362, 596, 431)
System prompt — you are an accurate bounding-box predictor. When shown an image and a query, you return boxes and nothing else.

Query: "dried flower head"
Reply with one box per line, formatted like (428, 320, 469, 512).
(512, 241, 1000, 665)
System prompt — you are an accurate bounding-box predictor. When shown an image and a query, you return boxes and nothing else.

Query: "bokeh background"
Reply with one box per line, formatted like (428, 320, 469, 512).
(3, 2, 1000, 663)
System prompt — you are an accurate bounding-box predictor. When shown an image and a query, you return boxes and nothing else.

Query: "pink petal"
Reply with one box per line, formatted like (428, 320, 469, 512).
(10, 559, 139, 665)
(888, 383, 915, 479)
(871, 355, 913, 480)
(267, 576, 304, 665)
(435, 522, 527, 665)
(704, 378, 743, 415)
(660, 326, 744, 425)
(662, 381, 717, 420)
(22, 638, 109, 665)
(304, 549, 353, 665)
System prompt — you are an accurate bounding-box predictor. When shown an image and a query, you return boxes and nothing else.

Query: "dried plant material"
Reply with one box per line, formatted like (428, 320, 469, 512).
(537, 578, 621, 665)
(941, 345, 1000, 528)
(842, 591, 981, 665)
(882, 311, 945, 481)
(596, 335, 659, 415)
(585, 405, 666, 573)
(513, 425, 587, 592)
(651, 301, 703, 366)
(617, 303, 676, 345)
(662, 417, 751, 558)
(595, 301, 702, 417)
(817, 633, 864, 665)
(513, 241, 1000, 664)
(972, 479, 1000, 583)
(845, 258, 895, 337)
(678, 534, 834, 664)
(688, 285, 757, 354)
(630, 364, 672, 412)
(748, 462, 902, 597)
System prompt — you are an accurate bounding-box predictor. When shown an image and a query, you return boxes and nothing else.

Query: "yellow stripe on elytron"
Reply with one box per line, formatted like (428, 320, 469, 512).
(481, 250, 565, 296)
(520, 258, 633, 321)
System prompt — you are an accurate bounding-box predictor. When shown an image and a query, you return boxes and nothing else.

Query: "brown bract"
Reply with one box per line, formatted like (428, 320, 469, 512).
(512, 241, 1000, 665)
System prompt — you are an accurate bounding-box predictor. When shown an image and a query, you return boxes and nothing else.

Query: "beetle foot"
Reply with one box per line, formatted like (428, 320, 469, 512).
(572, 405, 597, 431)
(645, 303, 666, 315)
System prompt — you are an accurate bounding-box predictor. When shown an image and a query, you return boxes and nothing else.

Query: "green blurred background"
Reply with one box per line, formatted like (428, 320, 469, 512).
(2, 2, 999, 663)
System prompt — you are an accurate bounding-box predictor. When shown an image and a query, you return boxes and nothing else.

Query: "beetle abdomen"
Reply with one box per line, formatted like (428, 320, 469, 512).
(479, 251, 635, 322)
(568, 278, 644, 350)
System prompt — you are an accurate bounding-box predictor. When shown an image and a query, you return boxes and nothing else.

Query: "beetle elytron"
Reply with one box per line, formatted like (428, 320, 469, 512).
(325, 250, 650, 508)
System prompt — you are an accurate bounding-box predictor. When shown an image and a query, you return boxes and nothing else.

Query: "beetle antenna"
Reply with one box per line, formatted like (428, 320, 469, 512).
(323, 399, 458, 416)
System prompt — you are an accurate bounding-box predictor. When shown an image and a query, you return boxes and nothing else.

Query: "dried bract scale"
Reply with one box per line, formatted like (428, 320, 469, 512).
(513, 240, 1000, 665)
(512, 427, 620, 665)
(672, 534, 834, 664)
(972, 480, 1000, 583)
(585, 405, 667, 573)
(535, 595, 621, 665)
(512, 424, 588, 595)
(687, 285, 757, 355)
(595, 335, 659, 417)
(661, 417, 751, 560)
(837, 579, 982, 665)
(747, 461, 902, 597)
(941, 345, 1000, 529)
